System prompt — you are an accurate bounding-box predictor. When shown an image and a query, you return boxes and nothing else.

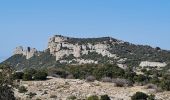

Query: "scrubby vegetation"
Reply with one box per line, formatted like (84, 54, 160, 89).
(18, 86, 28, 93)
(9, 62, 170, 92)
(131, 92, 155, 100)
(86, 95, 111, 100)
(13, 68, 48, 81)
(44, 64, 170, 91)
(100, 95, 111, 100)
(0, 64, 15, 100)
(87, 95, 99, 100)
(67, 95, 77, 100)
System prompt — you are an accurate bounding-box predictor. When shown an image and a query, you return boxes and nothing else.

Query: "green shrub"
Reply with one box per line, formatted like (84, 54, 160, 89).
(101, 77, 112, 82)
(134, 74, 149, 83)
(100, 95, 111, 100)
(66, 74, 75, 79)
(18, 86, 28, 93)
(67, 95, 77, 100)
(131, 92, 148, 100)
(87, 95, 99, 100)
(160, 80, 170, 91)
(113, 78, 133, 87)
(33, 71, 47, 80)
(50, 95, 57, 98)
(148, 94, 155, 100)
(141, 68, 147, 73)
(23, 73, 32, 81)
(13, 72, 24, 79)
(86, 75, 96, 82)
(27, 92, 37, 99)
(22, 68, 48, 81)
(150, 76, 160, 85)
(24, 68, 37, 75)
(66, 64, 125, 80)
(48, 67, 68, 78)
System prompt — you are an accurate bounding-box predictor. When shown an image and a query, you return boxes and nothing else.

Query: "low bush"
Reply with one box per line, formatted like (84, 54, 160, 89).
(87, 95, 99, 100)
(66, 74, 75, 79)
(146, 83, 157, 89)
(18, 86, 28, 93)
(48, 68, 68, 78)
(50, 95, 57, 98)
(113, 78, 133, 87)
(100, 95, 111, 100)
(160, 80, 170, 91)
(36, 98, 41, 100)
(67, 95, 77, 100)
(13, 72, 24, 79)
(131, 92, 148, 100)
(148, 94, 155, 100)
(101, 77, 112, 82)
(23, 73, 32, 81)
(21, 68, 48, 81)
(86, 75, 96, 82)
(27, 92, 37, 99)
(134, 74, 149, 84)
(33, 71, 47, 80)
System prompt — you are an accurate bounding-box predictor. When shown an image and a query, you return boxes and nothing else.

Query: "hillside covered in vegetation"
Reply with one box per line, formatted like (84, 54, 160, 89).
(2, 35, 170, 71)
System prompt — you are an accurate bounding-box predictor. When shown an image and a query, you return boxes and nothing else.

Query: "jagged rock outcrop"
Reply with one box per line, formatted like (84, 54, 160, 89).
(13, 46, 37, 59)
(48, 35, 118, 61)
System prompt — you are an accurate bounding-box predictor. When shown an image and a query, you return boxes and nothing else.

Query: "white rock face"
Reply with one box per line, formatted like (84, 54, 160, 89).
(14, 46, 24, 54)
(59, 59, 98, 64)
(75, 59, 98, 64)
(48, 35, 118, 61)
(13, 46, 37, 59)
(139, 61, 167, 68)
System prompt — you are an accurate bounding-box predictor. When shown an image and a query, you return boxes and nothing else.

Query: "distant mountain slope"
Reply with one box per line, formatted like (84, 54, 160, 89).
(2, 35, 170, 70)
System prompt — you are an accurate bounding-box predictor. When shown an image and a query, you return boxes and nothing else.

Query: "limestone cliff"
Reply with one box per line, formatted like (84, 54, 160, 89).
(48, 35, 119, 61)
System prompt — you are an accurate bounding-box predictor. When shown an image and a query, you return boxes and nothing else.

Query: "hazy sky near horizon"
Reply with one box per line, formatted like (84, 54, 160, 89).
(0, 0, 170, 62)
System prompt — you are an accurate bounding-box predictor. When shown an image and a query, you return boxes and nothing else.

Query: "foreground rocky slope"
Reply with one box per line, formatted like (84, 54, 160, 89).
(15, 77, 170, 100)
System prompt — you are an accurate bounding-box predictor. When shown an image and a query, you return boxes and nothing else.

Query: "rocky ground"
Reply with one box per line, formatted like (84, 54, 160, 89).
(14, 77, 170, 100)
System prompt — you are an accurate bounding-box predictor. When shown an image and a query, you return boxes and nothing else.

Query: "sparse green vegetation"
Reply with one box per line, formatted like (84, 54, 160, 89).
(87, 95, 99, 100)
(131, 92, 148, 100)
(67, 95, 77, 100)
(50, 95, 57, 98)
(65, 64, 125, 80)
(131, 92, 155, 100)
(18, 86, 28, 93)
(27, 92, 37, 99)
(33, 70, 48, 80)
(13, 72, 24, 79)
(22, 68, 48, 81)
(0, 64, 15, 100)
(23, 73, 33, 81)
(160, 80, 170, 91)
(100, 95, 111, 100)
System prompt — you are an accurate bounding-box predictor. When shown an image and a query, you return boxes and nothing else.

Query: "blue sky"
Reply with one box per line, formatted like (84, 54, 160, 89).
(0, 0, 170, 62)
